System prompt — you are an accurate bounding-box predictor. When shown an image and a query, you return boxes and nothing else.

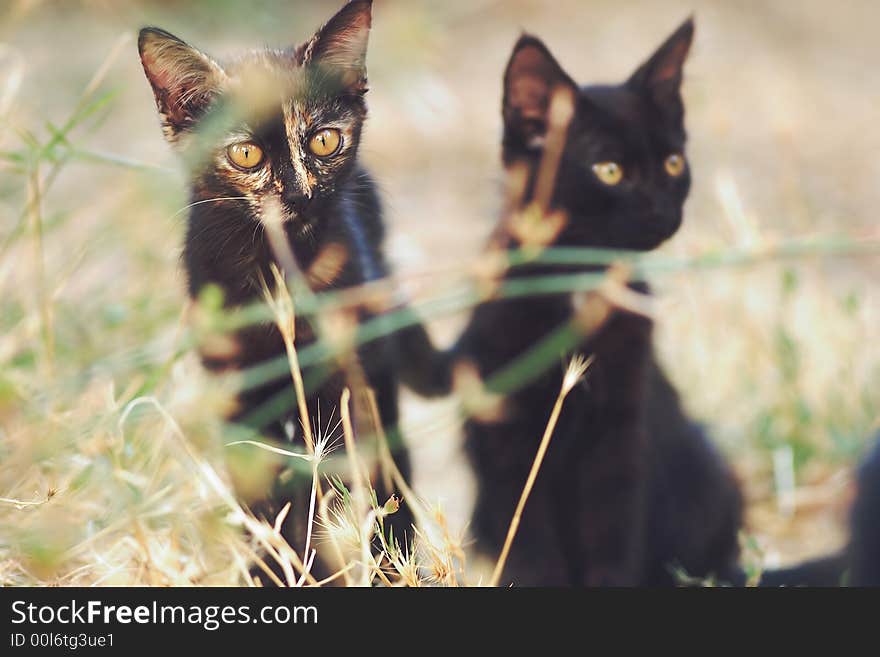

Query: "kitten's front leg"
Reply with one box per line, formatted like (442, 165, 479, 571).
(394, 318, 454, 397)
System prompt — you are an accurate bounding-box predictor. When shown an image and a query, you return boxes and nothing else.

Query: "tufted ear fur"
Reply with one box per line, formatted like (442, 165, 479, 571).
(502, 35, 577, 153)
(627, 17, 694, 121)
(303, 0, 372, 94)
(138, 27, 226, 141)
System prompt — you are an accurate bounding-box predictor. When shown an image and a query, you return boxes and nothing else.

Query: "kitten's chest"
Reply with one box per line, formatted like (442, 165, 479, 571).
(191, 222, 384, 389)
(465, 299, 652, 464)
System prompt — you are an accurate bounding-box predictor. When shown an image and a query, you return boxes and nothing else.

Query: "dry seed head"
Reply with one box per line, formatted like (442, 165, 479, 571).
(381, 494, 400, 517)
(315, 504, 361, 554)
(427, 555, 451, 585)
(311, 410, 344, 462)
(390, 543, 422, 588)
(562, 354, 593, 396)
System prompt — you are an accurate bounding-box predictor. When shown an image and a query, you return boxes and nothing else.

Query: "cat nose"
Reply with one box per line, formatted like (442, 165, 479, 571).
(282, 191, 312, 215)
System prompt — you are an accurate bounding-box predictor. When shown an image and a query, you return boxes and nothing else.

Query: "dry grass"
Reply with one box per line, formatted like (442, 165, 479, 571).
(1, 0, 878, 586)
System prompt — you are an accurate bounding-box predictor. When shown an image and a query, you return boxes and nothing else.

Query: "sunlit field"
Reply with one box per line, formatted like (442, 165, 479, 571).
(1, 0, 878, 586)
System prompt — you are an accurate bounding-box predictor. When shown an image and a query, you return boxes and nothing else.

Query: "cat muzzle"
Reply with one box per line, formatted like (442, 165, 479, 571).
(282, 192, 313, 216)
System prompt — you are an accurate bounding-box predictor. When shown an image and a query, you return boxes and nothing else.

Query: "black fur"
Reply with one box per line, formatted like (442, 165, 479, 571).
(759, 435, 880, 587)
(450, 20, 744, 586)
(139, 1, 440, 581)
(851, 436, 880, 585)
(188, 165, 429, 578)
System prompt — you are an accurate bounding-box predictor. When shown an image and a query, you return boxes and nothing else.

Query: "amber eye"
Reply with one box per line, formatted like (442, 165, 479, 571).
(592, 161, 623, 186)
(664, 153, 686, 177)
(226, 142, 264, 170)
(309, 128, 342, 157)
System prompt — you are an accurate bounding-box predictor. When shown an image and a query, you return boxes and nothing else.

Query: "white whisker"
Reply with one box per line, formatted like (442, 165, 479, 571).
(168, 196, 250, 220)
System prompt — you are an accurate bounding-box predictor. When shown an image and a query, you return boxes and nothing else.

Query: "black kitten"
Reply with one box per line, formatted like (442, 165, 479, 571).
(760, 434, 880, 587)
(450, 20, 744, 585)
(850, 436, 880, 585)
(138, 0, 438, 578)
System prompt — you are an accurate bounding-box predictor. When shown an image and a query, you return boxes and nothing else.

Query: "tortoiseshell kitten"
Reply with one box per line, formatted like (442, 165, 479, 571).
(451, 20, 744, 586)
(138, 0, 439, 579)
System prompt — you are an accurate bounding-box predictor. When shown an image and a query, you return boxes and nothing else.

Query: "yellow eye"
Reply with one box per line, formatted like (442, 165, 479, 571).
(664, 153, 686, 177)
(309, 128, 342, 157)
(592, 161, 623, 186)
(226, 142, 264, 170)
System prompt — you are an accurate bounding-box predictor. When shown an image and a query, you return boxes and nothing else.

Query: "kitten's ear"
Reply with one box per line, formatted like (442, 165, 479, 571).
(138, 28, 226, 141)
(627, 17, 694, 116)
(502, 35, 577, 152)
(304, 0, 372, 93)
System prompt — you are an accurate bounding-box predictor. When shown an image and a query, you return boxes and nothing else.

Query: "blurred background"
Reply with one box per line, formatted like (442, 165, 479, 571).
(1, 0, 878, 584)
